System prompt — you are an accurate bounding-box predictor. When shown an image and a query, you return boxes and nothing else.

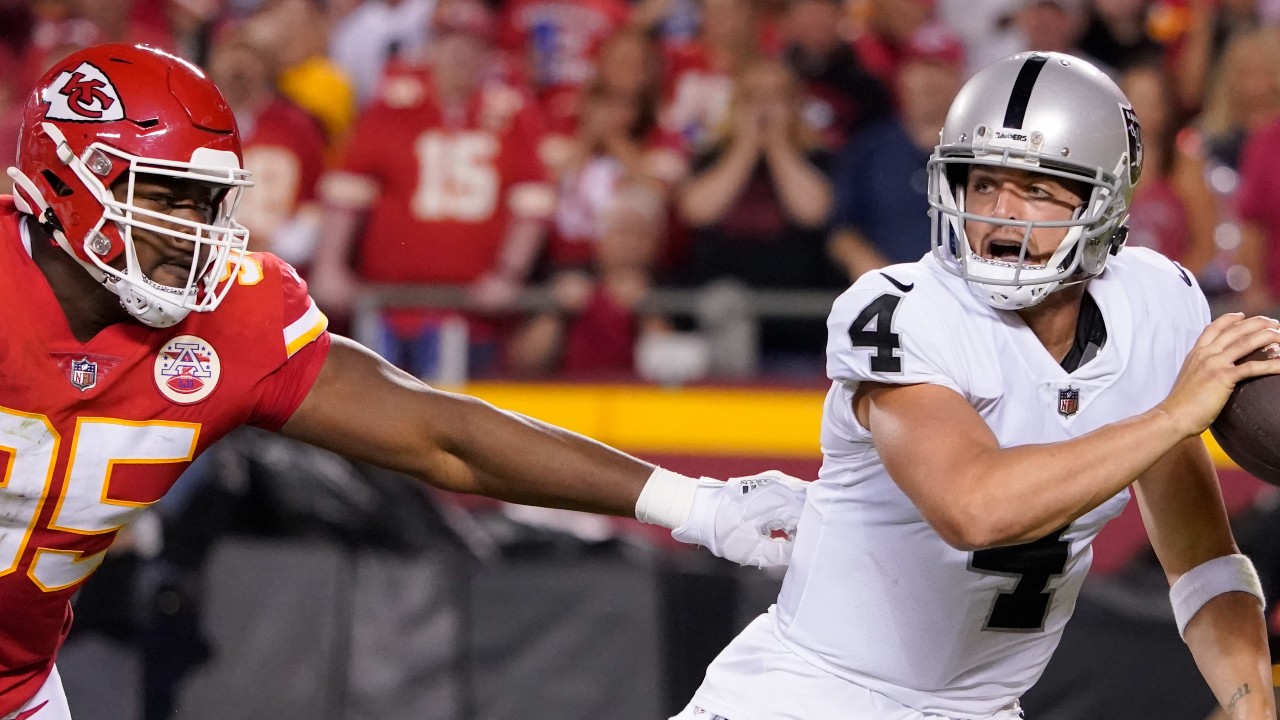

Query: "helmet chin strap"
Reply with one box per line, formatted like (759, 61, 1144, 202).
(113, 239, 194, 328)
(8, 164, 191, 328)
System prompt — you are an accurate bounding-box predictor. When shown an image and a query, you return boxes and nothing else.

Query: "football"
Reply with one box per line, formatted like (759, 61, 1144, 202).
(1209, 345, 1280, 485)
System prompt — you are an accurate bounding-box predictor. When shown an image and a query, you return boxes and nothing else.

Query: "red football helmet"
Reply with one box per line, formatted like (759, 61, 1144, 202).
(8, 43, 253, 328)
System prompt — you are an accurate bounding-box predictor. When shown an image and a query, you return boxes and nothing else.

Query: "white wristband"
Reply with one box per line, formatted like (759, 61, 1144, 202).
(1170, 553, 1265, 640)
(635, 467, 701, 530)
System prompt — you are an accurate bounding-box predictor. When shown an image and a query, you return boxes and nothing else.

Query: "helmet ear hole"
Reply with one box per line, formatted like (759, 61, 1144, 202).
(41, 170, 74, 197)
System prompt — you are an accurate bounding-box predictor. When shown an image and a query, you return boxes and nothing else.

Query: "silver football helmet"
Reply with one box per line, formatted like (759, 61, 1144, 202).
(928, 51, 1142, 310)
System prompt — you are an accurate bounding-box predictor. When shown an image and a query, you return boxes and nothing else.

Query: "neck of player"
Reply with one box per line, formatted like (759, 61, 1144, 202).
(1015, 282, 1087, 364)
(27, 216, 131, 343)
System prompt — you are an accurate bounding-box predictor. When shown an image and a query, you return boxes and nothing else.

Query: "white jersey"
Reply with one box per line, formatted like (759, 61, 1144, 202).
(692, 248, 1210, 720)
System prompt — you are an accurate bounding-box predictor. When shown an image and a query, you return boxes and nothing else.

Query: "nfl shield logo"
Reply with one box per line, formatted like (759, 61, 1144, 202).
(70, 357, 98, 391)
(1058, 387, 1080, 418)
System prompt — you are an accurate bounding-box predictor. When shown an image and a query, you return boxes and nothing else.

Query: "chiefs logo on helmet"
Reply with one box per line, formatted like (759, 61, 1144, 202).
(42, 62, 125, 123)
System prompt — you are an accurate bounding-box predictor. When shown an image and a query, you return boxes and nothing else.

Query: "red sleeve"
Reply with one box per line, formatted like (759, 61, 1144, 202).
(248, 254, 332, 430)
(505, 102, 551, 185)
(497, 0, 527, 54)
(250, 331, 331, 431)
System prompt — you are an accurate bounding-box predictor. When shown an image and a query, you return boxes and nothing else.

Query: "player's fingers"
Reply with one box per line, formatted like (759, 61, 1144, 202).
(1222, 327, 1280, 367)
(1195, 312, 1246, 348)
(1207, 315, 1280, 354)
(1233, 356, 1280, 382)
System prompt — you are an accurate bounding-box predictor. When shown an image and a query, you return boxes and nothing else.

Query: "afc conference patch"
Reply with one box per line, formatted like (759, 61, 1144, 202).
(154, 334, 221, 404)
(1057, 387, 1080, 418)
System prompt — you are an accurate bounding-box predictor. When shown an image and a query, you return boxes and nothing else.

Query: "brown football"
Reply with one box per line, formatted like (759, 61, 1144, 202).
(1209, 345, 1280, 485)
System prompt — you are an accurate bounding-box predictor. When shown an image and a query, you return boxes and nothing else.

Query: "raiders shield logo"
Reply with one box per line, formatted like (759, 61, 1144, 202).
(43, 62, 125, 123)
(1122, 104, 1143, 186)
(1058, 387, 1080, 418)
(69, 357, 98, 391)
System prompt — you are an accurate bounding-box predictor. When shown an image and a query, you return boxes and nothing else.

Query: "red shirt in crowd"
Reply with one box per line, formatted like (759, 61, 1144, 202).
(498, 0, 631, 133)
(235, 97, 328, 247)
(323, 66, 553, 285)
(1237, 118, 1280, 297)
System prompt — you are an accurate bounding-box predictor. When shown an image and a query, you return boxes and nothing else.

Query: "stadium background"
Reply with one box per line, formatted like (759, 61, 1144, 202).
(5, 0, 1280, 718)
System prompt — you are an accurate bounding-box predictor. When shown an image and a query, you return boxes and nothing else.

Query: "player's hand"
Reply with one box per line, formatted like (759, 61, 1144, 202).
(671, 471, 808, 568)
(1160, 313, 1280, 438)
(469, 271, 523, 313)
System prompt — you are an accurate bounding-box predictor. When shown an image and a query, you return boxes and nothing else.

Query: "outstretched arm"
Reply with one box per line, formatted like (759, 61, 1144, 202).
(281, 335, 651, 514)
(1135, 438, 1274, 720)
(278, 335, 807, 566)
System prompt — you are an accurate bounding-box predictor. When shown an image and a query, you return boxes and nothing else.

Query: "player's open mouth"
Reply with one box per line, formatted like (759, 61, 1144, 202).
(978, 239, 1047, 267)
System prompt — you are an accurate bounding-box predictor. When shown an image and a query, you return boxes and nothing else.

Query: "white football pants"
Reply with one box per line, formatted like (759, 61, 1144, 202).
(1, 667, 71, 720)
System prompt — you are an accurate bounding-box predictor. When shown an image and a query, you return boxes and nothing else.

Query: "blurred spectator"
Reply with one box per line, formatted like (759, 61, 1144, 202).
(663, 0, 763, 152)
(252, 0, 356, 145)
(850, 0, 935, 92)
(545, 29, 687, 270)
(1118, 62, 1217, 276)
(781, 0, 892, 152)
(1200, 26, 1280, 311)
(497, 0, 633, 134)
(0, 0, 35, 69)
(631, 0, 702, 46)
(1170, 0, 1265, 114)
(166, 0, 228, 64)
(1001, 0, 1102, 73)
(827, 24, 963, 281)
(312, 0, 554, 377)
(17, 1, 102, 93)
(207, 24, 328, 265)
(1, 4, 103, 192)
(1235, 104, 1280, 316)
(1077, 0, 1165, 71)
(329, 0, 435, 107)
(508, 183, 671, 376)
(937, 0, 1023, 76)
(76, 0, 174, 50)
(1197, 25, 1280, 172)
(677, 58, 835, 365)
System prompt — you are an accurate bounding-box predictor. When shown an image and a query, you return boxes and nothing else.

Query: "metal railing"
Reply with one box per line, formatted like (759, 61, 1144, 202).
(351, 282, 843, 384)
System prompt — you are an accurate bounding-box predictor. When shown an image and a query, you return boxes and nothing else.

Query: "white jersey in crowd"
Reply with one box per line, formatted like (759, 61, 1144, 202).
(687, 247, 1211, 720)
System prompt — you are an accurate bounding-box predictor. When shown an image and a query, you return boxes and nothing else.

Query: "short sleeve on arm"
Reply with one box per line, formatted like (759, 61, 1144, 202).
(251, 332, 331, 431)
(248, 257, 333, 430)
(825, 277, 967, 398)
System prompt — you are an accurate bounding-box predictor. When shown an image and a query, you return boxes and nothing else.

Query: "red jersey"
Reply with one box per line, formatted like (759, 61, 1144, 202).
(0, 199, 330, 714)
(323, 69, 553, 284)
(498, 0, 631, 132)
(236, 97, 328, 245)
(1238, 118, 1280, 297)
(661, 44, 735, 152)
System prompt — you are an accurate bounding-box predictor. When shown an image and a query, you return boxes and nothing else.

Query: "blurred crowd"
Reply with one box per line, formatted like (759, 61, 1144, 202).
(3, 0, 1280, 382)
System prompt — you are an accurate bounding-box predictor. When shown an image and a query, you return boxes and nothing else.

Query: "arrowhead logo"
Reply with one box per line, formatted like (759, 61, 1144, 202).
(43, 62, 125, 122)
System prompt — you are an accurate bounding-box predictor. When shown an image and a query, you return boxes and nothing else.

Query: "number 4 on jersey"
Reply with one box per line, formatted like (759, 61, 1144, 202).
(848, 293, 903, 373)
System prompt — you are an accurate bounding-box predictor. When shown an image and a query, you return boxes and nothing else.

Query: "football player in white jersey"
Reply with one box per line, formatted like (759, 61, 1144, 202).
(673, 51, 1280, 720)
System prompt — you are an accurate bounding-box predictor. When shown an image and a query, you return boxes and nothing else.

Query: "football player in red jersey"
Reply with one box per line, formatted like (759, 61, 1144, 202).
(313, 0, 552, 372)
(0, 43, 808, 719)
